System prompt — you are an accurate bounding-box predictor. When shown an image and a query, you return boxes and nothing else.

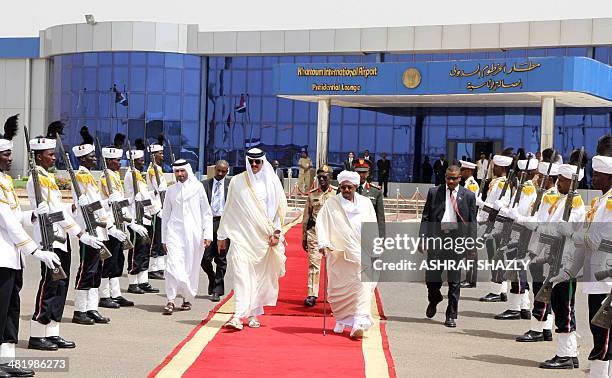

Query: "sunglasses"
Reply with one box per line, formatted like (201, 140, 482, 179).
(445, 176, 461, 180)
(248, 159, 262, 165)
(317, 175, 329, 179)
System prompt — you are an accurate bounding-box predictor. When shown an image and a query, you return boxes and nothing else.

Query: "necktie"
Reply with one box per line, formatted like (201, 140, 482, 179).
(211, 181, 222, 213)
(450, 189, 466, 224)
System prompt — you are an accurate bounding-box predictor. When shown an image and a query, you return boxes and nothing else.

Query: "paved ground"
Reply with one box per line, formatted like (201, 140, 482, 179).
(12, 206, 593, 377)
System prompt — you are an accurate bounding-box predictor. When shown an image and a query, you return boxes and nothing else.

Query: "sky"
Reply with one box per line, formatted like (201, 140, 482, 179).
(1, 0, 611, 37)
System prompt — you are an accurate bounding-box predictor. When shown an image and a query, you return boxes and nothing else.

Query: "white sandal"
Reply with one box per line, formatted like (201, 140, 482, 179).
(248, 317, 261, 328)
(224, 317, 243, 330)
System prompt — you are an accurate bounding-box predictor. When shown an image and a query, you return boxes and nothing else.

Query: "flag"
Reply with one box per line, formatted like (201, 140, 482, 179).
(234, 94, 246, 113)
(113, 84, 128, 107)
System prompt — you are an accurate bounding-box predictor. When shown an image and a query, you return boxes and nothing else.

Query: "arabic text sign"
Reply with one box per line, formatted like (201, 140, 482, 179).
(449, 61, 542, 92)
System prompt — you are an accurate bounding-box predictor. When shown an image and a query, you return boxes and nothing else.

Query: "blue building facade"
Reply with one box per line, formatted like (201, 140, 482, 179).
(51, 46, 612, 182)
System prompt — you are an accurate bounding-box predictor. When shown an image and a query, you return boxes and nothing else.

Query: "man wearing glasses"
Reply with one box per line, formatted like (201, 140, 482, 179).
(419, 166, 477, 328)
(218, 148, 287, 330)
(301, 165, 335, 307)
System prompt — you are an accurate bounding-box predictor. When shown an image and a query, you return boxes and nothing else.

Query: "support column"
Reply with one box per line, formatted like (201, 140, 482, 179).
(316, 99, 331, 168)
(540, 96, 555, 151)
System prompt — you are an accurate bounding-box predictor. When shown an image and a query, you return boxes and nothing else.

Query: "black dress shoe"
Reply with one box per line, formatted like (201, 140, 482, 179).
(210, 293, 221, 302)
(539, 355, 574, 369)
(303, 296, 317, 307)
(516, 330, 544, 342)
(495, 309, 521, 320)
(27, 337, 58, 351)
(426, 301, 441, 319)
(500, 293, 508, 302)
(46, 336, 76, 349)
(520, 309, 531, 319)
(128, 284, 145, 294)
(112, 296, 135, 307)
(72, 311, 95, 325)
(86, 310, 110, 324)
(148, 271, 164, 280)
(444, 318, 456, 328)
(459, 281, 476, 288)
(543, 329, 553, 341)
(0, 364, 35, 377)
(0, 366, 10, 378)
(479, 293, 506, 302)
(138, 283, 160, 293)
(99, 297, 120, 309)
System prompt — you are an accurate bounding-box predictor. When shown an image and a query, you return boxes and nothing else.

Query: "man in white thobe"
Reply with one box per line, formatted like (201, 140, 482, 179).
(161, 160, 212, 314)
(219, 148, 287, 330)
(316, 170, 378, 339)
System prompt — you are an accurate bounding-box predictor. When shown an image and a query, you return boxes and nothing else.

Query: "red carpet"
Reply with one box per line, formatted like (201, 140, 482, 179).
(151, 224, 395, 378)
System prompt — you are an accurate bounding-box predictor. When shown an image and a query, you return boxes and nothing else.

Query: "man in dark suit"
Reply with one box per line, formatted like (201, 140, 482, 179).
(433, 154, 448, 186)
(201, 160, 231, 302)
(354, 160, 385, 237)
(343, 152, 355, 171)
(419, 165, 477, 328)
(376, 152, 391, 197)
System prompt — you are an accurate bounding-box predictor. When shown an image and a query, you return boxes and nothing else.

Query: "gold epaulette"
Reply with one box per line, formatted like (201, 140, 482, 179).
(497, 178, 506, 189)
(543, 192, 560, 206)
(572, 194, 584, 209)
(522, 185, 535, 196)
(38, 175, 59, 191)
(76, 171, 97, 187)
(467, 183, 479, 193)
(607, 197, 612, 211)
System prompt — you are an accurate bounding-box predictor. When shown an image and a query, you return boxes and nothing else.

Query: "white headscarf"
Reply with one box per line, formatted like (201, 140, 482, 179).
(337, 170, 360, 186)
(172, 159, 200, 201)
(245, 148, 281, 220)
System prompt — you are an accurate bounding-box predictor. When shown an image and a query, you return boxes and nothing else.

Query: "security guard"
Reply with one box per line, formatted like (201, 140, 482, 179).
(354, 159, 386, 237)
(302, 166, 335, 307)
(459, 160, 479, 288)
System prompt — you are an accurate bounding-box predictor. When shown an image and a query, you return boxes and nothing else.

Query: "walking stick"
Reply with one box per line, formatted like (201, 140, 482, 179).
(323, 251, 328, 336)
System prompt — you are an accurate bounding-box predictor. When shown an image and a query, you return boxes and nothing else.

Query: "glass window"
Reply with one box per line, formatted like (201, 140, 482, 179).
(232, 70, 247, 94)
(567, 47, 588, 57)
(83, 53, 97, 66)
(164, 95, 181, 120)
(131, 52, 147, 65)
(99, 53, 112, 65)
(247, 96, 261, 123)
(247, 70, 262, 94)
(129, 94, 145, 119)
(184, 55, 201, 69)
(278, 99, 293, 124)
(292, 123, 308, 146)
(98, 67, 112, 93)
(83, 92, 97, 117)
(165, 69, 183, 93)
(72, 54, 83, 66)
(262, 97, 277, 123)
(342, 125, 358, 152)
(165, 53, 183, 68)
(343, 108, 359, 124)
(184, 70, 201, 95)
(147, 67, 164, 92)
(83, 67, 97, 90)
(113, 53, 129, 65)
(594, 47, 610, 64)
(293, 101, 309, 124)
(112, 67, 129, 88)
(183, 96, 199, 121)
(148, 53, 164, 66)
(130, 67, 146, 92)
(71, 68, 82, 92)
(181, 121, 199, 148)
(147, 94, 163, 119)
(329, 122, 341, 152)
(358, 126, 376, 151)
(127, 119, 145, 142)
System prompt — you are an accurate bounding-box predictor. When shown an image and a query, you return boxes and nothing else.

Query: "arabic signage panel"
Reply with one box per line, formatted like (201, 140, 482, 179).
(272, 57, 612, 101)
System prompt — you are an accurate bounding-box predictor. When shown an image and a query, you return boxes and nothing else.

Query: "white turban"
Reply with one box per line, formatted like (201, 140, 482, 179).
(592, 155, 612, 174)
(538, 162, 560, 176)
(337, 170, 360, 186)
(518, 158, 539, 171)
(558, 164, 584, 181)
(493, 155, 513, 167)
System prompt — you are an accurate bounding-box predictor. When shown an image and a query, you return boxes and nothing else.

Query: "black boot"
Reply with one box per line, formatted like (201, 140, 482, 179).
(27, 337, 58, 351)
(99, 297, 120, 309)
(72, 311, 94, 325)
(539, 355, 574, 369)
(127, 284, 145, 294)
(86, 310, 110, 324)
(46, 336, 76, 349)
(543, 329, 553, 341)
(520, 309, 531, 319)
(138, 283, 160, 293)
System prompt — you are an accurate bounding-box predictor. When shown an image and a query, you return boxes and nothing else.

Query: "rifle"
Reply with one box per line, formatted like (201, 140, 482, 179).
(590, 240, 612, 329)
(482, 155, 518, 235)
(535, 147, 584, 304)
(149, 151, 166, 204)
(497, 154, 532, 247)
(24, 127, 67, 281)
(56, 135, 111, 260)
(96, 138, 134, 251)
(127, 140, 152, 244)
(531, 150, 556, 217)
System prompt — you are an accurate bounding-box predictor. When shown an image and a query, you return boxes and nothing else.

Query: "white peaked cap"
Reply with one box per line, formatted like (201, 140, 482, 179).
(592, 155, 612, 174)
(459, 160, 476, 169)
(492, 155, 512, 167)
(102, 147, 123, 159)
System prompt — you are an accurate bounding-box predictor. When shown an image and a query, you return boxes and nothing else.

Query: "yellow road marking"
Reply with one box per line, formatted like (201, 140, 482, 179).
(155, 297, 235, 377)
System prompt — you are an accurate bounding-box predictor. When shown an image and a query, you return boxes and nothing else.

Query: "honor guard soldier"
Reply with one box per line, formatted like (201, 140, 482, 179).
(70, 127, 128, 325)
(535, 150, 586, 370)
(458, 160, 478, 288)
(146, 135, 167, 280)
(124, 139, 160, 294)
(0, 115, 57, 377)
(476, 154, 512, 302)
(98, 137, 135, 309)
(27, 121, 104, 351)
(494, 155, 539, 320)
(354, 159, 386, 237)
(514, 155, 559, 343)
(301, 165, 335, 307)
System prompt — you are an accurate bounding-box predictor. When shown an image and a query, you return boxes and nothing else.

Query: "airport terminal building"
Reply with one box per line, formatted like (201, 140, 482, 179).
(0, 18, 611, 181)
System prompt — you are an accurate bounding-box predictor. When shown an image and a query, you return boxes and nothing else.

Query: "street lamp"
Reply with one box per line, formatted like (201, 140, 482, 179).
(85, 15, 97, 25)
